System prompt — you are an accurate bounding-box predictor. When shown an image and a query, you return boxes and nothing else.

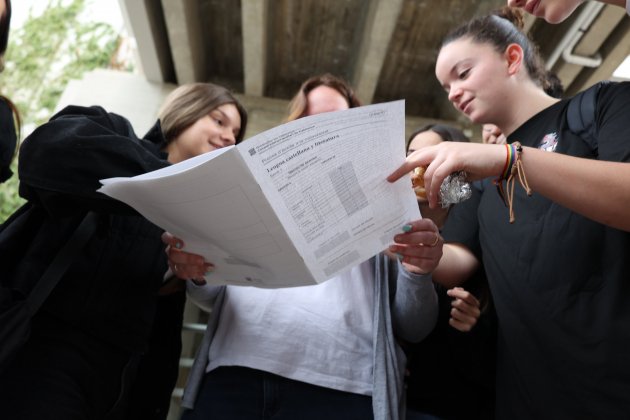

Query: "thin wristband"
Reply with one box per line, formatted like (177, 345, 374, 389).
(500, 144, 510, 179)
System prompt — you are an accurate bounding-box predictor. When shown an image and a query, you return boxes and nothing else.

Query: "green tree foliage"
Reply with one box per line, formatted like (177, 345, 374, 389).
(0, 0, 124, 222)
(0, 159, 20, 219)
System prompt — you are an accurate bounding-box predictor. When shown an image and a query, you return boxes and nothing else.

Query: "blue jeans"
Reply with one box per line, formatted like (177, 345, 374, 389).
(181, 366, 373, 420)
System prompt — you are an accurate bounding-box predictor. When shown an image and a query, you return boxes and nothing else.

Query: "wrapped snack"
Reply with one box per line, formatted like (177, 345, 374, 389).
(439, 171, 471, 208)
(411, 167, 471, 207)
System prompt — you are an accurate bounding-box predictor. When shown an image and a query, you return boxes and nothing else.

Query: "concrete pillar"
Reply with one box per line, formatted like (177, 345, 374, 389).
(118, 0, 175, 83)
(352, 0, 404, 104)
(242, 0, 269, 97)
(161, 0, 206, 84)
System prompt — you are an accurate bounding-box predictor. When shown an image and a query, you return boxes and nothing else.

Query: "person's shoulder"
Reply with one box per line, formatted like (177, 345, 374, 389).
(595, 80, 630, 101)
(51, 105, 129, 124)
(49, 105, 137, 138)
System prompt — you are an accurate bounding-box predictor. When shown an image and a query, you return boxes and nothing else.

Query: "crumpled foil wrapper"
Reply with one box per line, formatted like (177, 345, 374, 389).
(439, 171, 472, 208)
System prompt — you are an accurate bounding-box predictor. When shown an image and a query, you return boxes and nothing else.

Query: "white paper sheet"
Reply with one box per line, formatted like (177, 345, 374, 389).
(99, 100, 420, 288)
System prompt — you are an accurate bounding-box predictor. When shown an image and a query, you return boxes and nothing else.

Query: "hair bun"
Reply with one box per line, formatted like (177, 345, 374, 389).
(495, 6, 526, 31)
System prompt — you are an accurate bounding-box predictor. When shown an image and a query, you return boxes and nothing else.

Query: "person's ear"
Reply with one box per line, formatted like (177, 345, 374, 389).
(504, 43, 524, 76)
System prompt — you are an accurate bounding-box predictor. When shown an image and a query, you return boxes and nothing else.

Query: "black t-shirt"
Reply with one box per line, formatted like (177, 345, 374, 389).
(441, 81, 630, 419)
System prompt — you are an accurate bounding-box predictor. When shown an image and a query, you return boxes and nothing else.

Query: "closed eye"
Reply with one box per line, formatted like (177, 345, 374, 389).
(458, 68, 470, 79)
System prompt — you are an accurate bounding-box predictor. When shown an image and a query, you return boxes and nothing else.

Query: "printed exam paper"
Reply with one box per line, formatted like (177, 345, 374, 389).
(99, 100, 420, 288)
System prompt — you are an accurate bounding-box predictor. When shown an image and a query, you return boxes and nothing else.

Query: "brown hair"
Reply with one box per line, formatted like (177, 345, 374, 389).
(441, 7, 549, 93)
(1, 94, 20, 137)
(286, 73, 361, 122)
(158, 82, 248, 145)
(0, 0, 19, 169)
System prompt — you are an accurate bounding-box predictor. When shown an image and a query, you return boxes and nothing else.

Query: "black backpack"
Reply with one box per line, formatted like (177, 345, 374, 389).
(566, 81, 606, 155)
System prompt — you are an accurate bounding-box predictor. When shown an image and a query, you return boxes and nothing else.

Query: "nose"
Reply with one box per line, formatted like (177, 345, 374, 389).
(448, 84, 462, 105)
(221, 128, 236, 146)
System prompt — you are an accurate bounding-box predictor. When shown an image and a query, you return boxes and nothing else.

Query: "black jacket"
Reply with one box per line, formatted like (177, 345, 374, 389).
(2, 105, 171, 353)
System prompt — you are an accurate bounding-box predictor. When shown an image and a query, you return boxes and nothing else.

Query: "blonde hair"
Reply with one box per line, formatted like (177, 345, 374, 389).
(286, 73, 361, 122)
(158, 83, 247, 145)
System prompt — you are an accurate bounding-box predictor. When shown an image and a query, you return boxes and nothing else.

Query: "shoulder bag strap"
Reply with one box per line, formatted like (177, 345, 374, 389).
(26, 212, 99, 314)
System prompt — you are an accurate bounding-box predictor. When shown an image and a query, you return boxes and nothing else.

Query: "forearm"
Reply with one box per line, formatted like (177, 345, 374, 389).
(432, 243, 480, 288)
(186, 282, 224, 313)
(520, 146, 630, 231)
(391, 262, 438, 342)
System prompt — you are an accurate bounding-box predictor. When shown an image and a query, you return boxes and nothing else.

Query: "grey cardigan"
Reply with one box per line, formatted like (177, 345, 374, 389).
(181, 254, 438, 420)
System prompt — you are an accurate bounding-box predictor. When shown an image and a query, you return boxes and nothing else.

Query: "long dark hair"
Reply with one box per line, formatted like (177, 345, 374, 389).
(0, 0, 11, 71)
(0, 0, 20, 183)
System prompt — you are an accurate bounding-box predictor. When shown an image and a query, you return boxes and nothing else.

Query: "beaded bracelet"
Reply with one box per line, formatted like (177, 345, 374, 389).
(493, 141, 532, 223)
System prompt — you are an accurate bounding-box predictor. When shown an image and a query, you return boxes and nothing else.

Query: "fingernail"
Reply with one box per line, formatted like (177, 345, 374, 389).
(402, 224, 412, 232)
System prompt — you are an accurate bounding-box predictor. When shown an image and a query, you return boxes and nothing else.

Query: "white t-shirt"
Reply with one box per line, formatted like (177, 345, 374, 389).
(207, 260, 375, 396)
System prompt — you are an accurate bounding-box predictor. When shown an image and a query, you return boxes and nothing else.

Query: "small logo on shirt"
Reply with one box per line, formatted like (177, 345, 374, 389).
(538, 132, 558, 152)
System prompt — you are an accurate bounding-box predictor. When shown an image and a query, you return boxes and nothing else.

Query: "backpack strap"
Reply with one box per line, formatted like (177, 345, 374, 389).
(26, 212, 99, 314)
(566, 81, 606, 155)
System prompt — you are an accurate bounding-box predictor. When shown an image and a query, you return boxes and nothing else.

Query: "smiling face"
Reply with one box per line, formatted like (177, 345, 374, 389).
(305, 85, 350, 117)
(508, 0, 584, 24)
(435, 38, 513, 125)
(166, 103, 241, 164)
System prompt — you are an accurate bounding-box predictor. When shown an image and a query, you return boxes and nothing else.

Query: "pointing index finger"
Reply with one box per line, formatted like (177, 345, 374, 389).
(387, 161, 416, 183)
